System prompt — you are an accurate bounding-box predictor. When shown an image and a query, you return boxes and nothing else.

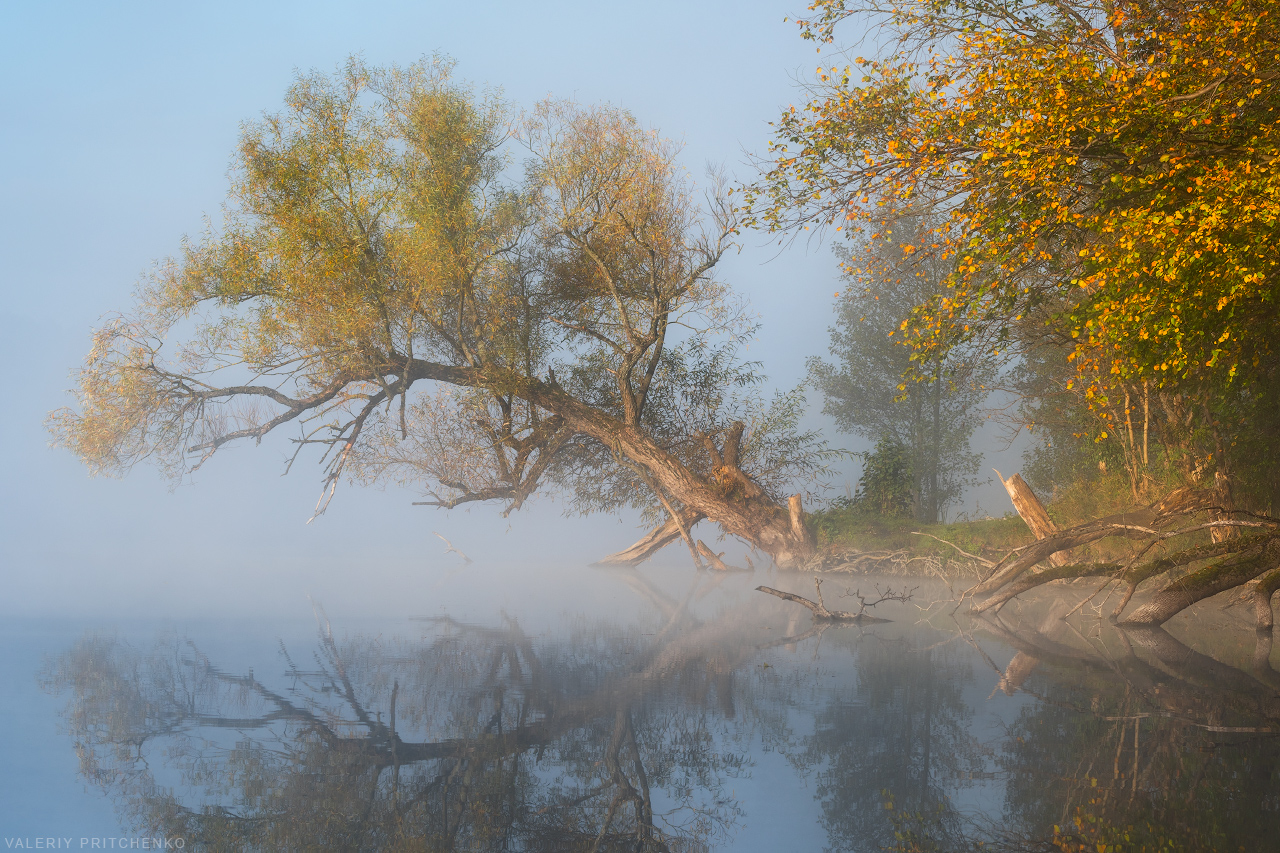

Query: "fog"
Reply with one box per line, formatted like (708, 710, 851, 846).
(0, 0, 1028, 620)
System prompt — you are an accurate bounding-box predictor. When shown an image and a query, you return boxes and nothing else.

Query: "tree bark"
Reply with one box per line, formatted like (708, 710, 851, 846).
(1253, 568, 1280, 631)
(1211, 470, 1238, 543)
(1122, 540, 1280, 626)
(524, 379, 817, 567)
(594, 510, 707, 566)
(995, 470, 1068, 567)
(788, 495, 817, 556)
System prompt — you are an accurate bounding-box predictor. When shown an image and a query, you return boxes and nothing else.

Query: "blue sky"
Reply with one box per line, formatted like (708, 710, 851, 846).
(0, 0, 1023, 618)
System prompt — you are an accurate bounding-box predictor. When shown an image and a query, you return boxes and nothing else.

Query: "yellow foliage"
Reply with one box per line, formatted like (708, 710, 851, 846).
(745, 0, 1280, 396)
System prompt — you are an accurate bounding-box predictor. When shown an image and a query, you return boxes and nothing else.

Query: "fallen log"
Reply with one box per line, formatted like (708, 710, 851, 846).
(1255, 568, 1280, 632)
(962, 478, 1280, 627)
(966, 485, 1222, 603)
(1121, 541, 1280, 626)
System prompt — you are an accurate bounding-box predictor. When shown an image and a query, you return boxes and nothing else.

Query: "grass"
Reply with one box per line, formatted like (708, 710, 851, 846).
(807, 468, 1207, 576)
(809, 507, 1034, 566)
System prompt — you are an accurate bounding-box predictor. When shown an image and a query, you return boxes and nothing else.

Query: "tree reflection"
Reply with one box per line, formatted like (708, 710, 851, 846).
(782, 628, 986, 853)
(42, 577, 1280, 852)
(42, 577, 758, 852)
(977, 613, 1280, 851)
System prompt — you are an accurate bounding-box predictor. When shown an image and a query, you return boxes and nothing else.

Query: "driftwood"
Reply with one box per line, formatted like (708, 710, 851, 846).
(756, 578, 912, 623)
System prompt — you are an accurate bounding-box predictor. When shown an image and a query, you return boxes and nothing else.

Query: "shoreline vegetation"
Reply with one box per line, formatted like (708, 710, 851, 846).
(754, 466, 1280, 634)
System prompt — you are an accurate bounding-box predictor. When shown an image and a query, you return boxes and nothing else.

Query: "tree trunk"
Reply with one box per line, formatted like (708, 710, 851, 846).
(929, 374, 941, 524)
(1253, 568, 1280, 631)
(535, 383, 818, 568)
(789, 494, 817, 554)
(1121, 541, 1280, 626)
(390, 364, 820, 569)
(995, 470, 1069, 567)
(594, 510, 707, 566)
(1211, 470, 1238, 543)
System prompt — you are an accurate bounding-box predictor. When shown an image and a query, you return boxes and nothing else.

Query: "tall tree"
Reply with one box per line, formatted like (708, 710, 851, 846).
(740, 0, 1280, 620)
(49, 59, 835, 568)
(810, 212, 987, 522)
(743, 0, 1280, 502)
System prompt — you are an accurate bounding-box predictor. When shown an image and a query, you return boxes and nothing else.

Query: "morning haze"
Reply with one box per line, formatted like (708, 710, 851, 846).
(7, 2, 1277, 851)
(2, 0, 867, 619)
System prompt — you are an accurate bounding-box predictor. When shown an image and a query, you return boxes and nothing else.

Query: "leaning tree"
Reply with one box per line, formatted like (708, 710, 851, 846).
(49, 58, 835, 569)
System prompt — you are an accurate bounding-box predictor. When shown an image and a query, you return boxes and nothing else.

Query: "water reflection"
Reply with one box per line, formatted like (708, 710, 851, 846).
(981, 611, 1280, 851)
(40, 574, 1280, 851)
(789, 633, 984, 851)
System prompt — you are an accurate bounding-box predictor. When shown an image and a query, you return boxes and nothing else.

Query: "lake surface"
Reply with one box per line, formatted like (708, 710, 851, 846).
(7, 563, 1280, 851)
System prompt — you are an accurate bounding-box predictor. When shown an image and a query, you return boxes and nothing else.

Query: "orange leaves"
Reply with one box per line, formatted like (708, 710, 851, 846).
(746, 0, 1280, 398)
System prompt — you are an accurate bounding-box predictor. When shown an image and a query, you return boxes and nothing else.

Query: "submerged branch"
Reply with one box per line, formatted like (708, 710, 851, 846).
(757, 578, 910, 623)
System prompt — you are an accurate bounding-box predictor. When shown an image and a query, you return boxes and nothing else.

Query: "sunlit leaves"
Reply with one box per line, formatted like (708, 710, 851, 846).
(51, 56, 522, 481)
(745, 0, 1280, 396)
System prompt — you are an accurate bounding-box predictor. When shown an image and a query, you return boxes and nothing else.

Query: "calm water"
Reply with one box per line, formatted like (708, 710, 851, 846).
(8, 565, 1280, 851)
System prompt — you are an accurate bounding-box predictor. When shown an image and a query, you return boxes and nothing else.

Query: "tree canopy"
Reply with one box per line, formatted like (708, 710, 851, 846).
(744, 0, 1280, 394)
(49, 58, 835, 568)
(738, 0, 1280, 621)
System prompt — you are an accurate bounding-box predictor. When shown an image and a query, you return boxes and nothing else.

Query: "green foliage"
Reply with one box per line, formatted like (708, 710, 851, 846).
(749, 0, 1280, 391)
(850, 439, 916, 519)
(47, 57, 839, 555)
(747, 0, 1280, 519)
(811, 210, 988, 523)
(809, 497, 1031, 570)
(1016, 338, 1280, 513)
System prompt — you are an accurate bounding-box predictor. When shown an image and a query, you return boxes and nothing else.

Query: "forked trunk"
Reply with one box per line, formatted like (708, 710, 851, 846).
(528, 387, 819, 569)
(599, 492, 816, 569)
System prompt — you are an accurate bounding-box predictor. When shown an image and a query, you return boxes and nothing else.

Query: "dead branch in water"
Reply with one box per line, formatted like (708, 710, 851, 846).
(756, 578, 913, 623)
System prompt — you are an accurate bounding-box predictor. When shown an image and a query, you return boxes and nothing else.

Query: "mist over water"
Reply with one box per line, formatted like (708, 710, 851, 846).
(6, 3, 1276, 850)
(14, 566, 1280, 850)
